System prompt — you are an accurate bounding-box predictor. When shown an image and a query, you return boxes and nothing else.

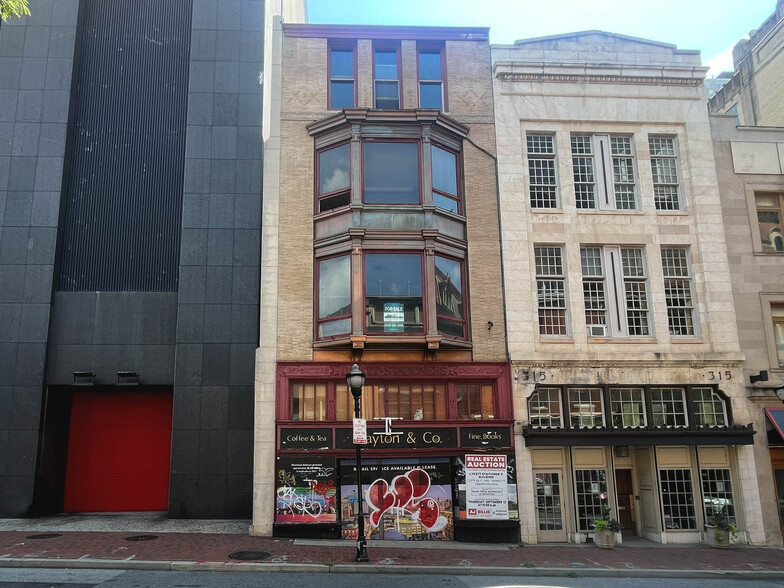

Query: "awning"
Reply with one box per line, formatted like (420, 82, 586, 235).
(765, 408, 784, 442)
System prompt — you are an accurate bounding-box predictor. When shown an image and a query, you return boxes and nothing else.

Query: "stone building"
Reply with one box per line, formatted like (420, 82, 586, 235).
(254, 22, 514, 542)
(0, 0, 302, 519)
(711, 114, 784, 545)
(492, 31, 764, 545)
(709, 1, 784, 126)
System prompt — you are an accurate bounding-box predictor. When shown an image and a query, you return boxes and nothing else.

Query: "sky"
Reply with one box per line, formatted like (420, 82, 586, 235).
(306, 0, 776, 76)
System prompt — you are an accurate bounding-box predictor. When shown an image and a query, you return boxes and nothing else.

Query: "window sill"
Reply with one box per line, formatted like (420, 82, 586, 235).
(669, 337, 704, 344)
(539, 336, 574, 343)
(313, 334, 472, 350)
(587, 337, 658, 343)
(530, 208, 564, 213)
(577, 209, 643, 215)
(654, 209, 688, 215)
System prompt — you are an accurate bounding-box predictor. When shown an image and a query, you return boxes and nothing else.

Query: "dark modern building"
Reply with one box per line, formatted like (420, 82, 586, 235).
(0, 0, 279, 518)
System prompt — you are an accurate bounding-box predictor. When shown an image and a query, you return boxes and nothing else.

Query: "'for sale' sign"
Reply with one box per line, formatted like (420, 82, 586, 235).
(465, 454, 508, 520)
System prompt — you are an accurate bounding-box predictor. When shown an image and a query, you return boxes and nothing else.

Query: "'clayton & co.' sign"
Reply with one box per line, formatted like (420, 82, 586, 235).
(279, 426, 511, 451)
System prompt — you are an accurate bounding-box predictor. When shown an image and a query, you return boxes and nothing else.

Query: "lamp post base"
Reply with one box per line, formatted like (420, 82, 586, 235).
(355, 538, 369, 562)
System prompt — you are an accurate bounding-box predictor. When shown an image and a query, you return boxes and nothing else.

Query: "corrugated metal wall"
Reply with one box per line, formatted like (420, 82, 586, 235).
(57, 0, 192, 291)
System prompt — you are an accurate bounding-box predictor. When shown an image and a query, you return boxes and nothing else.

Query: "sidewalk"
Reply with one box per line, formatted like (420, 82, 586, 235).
(1, 516, 784, 579)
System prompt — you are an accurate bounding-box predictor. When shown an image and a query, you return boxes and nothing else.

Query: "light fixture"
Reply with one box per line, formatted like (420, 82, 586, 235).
(72, 371, 95, 386)
(750, 370, 784, 404)
(117, 371, 139, 386)
(346, 363, 369, 563)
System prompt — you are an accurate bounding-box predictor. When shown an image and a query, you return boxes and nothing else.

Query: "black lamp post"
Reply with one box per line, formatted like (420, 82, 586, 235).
(347, 363, 369, 562)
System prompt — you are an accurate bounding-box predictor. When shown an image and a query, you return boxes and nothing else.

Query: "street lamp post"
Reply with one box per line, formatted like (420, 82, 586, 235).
(347, 363, 369, 562)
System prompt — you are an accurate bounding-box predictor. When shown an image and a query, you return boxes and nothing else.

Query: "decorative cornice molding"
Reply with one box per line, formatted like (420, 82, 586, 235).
(283, 23, 489, 42)
(495, 72, 703, 87)
(278, 362, 508, 379)
(511, 359, 744, 369)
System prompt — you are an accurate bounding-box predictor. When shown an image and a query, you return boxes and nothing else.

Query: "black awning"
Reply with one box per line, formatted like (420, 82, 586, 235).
(523, 424, 755, 447)
(765, 408, 784, 442)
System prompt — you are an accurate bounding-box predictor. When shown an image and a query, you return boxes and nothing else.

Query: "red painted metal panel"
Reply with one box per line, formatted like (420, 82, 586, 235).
(64, 391, 173, 512)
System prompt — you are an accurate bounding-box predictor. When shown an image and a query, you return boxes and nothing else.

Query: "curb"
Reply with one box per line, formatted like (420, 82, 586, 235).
(3, 558, 784, 579)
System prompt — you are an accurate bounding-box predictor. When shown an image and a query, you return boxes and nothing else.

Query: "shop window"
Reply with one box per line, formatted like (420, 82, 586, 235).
(535, 472, 563, 530)
(535, 246, 568, 336)
(649, 136, 682, 211)
(373, 45, 400, 109)
(292, 383, 327, 421)
(363, 141, 420, 204)
(660, 469, 696, 530)
(528, 387, 562, 428)
(527, 134, 558, 209)
(435, 255, 465, 338)
(329, 44, 355, 110)
(567, 388, 604, 428)
(365, 253, 423, 334)
(347, 383, 449, 421)
(701, 468, 735, 525)
(581, 246, 650, 337)
(317, 142, 351, 213)
(690, 388, 727, 427)
(317, 254, 351, 338)
(432, 145, 460, 213)
(571, 134, 637, 210)
(456, 383, 495, 420)
(575, 469, 608, 531)
(756, 193, 784, 252)
(610, 388, 645, 428)
(650, 387, 687, 427)
(417, 45, 444, 110)
(661, 247, 695, 336)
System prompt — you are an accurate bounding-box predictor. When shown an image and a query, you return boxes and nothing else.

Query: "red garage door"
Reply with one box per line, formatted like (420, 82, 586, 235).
(64, 391, 173, 512)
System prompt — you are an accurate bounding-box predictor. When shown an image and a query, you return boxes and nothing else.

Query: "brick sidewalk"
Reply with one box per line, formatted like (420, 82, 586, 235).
(2, 530, 784, 575)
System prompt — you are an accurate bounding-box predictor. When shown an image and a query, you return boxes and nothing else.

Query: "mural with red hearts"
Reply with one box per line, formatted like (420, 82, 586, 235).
(365, 467, 448, 532)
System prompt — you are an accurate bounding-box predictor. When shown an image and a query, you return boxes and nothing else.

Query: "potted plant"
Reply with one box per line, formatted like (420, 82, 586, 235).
(706, 506, 738, 548)
(593, 506, 623, 548)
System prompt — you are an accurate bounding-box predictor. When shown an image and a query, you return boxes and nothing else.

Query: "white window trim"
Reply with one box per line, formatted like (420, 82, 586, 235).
(745, 184, 784, 254)
(661, 246, 700, 338)
(649, 135, 684, 212)
(534, 244, 570, 337)
(526, 134, 560, 210)
(761, 293, 784, 372)
(580, 245, 652, 338)
(571, 134, 638, 211)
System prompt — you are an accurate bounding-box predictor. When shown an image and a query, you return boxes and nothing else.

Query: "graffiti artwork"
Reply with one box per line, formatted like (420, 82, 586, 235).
(275, 456, 338, 523)
(340, 459, 453, 541)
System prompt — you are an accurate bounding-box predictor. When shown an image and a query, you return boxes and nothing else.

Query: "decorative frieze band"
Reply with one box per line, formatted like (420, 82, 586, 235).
(495, 72, 703, 87)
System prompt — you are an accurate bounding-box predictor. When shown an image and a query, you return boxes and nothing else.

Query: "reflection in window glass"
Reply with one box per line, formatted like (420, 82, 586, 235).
(690, 388, 727, 427)
(432, 146, 459, 214)
(330, 48, 354, 109)
(702, 468, 735, 525)
(529, 388, 562, 428)
(338, 383, 447, 420)
(536, 473, 563, 530)
(456, 384, 494, 420)
(374, 49, 399, 109)
(650, 388, 687, 427)
(435, 256, 464, 338)
(292, 383, 327, 421)
(363, 142, 419, 204)
(610, 388, 645, 428)
(418, 50, 443, 110)
(318, 143, 350, 212)
(568, 388, 603, 428)
(758, 194, 784, 252)
(660, 469, 696, 529)
(774, 304, 784, 366)
(575, 469, 607, 531)
(365, 253, 423, 334)
(318, 255, 351, 338)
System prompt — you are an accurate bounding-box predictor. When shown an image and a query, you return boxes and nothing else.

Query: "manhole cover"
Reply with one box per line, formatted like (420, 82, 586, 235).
(228, 550, 271, 561)
(25, 533, 62, 540)
(125, 535, 159, 542)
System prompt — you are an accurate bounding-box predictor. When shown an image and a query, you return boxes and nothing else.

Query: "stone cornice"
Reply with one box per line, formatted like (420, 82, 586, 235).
(511, 358, 744, 369)
(307, 108, 470, 138)
(494, 62, 708, 87)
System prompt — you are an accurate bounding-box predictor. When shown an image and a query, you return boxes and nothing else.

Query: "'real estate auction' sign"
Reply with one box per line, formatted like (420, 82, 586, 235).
(465, 454, 508, 520)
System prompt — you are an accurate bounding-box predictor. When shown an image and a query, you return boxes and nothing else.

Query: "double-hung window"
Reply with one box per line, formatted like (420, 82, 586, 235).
(329, 44, 355, 109)
(661, 247, 695, 336)
(571, 135, 637, 210)
(756, 193, 784, 252)
(580, 246, 650, 337)
(374, 45, 400, 109)
(649, 136, 682, 210)
(418, 45, 444, 110)
(527, 134, 558, 209)
(535, 246, 568, 336)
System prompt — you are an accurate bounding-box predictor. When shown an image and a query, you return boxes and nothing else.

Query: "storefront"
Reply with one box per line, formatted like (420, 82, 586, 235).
(272, 362, 519, 543)
(523, 383, 755, 544)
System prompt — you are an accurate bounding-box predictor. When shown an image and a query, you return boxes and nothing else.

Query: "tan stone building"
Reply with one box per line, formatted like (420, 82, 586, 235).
(712, 114, 784, 545)
(254, 22, 514, 542)
(492, 31, 764, 545)
(709, 1, 784, 126)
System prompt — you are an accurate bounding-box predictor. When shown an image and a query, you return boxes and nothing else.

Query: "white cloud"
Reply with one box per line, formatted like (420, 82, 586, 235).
(704, 46, 735, 77)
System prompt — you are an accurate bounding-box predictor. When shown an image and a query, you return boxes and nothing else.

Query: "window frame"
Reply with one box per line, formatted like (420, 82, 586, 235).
(528, 387, 563, 429)
(328, 42, 357, 110)
(649, 135, 683, 211)
(609, 387, 646, 428)
(755, 193, 784, 253)
(570, 134, 638, 211)
(650, 387, 688, 427)
(434, 253, 467, 340)
(315, 252, 352, 340)
(534, 245, 569, 337)
(580, 245, 651, 338)
(527, 133, 559, 209)
(362, 138, 422, 206)
(372, 43, 401, 110)
(431, 142, 463, 215)
(417, 43, 446, 111)
(315, 140, 352, 214)
(567, 387, 605, 429)
(363, 250, 426, 336)
(661, 246, 697, 337)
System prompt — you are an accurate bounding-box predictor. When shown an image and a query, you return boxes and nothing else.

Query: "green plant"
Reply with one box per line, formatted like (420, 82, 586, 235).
(593, 505, 624, 533)
(709, 506, 739, 543)
(0, 0, 30, 21)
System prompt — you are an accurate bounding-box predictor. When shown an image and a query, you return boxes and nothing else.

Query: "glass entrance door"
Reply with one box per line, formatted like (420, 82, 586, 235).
(535, 471, 567, 542)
